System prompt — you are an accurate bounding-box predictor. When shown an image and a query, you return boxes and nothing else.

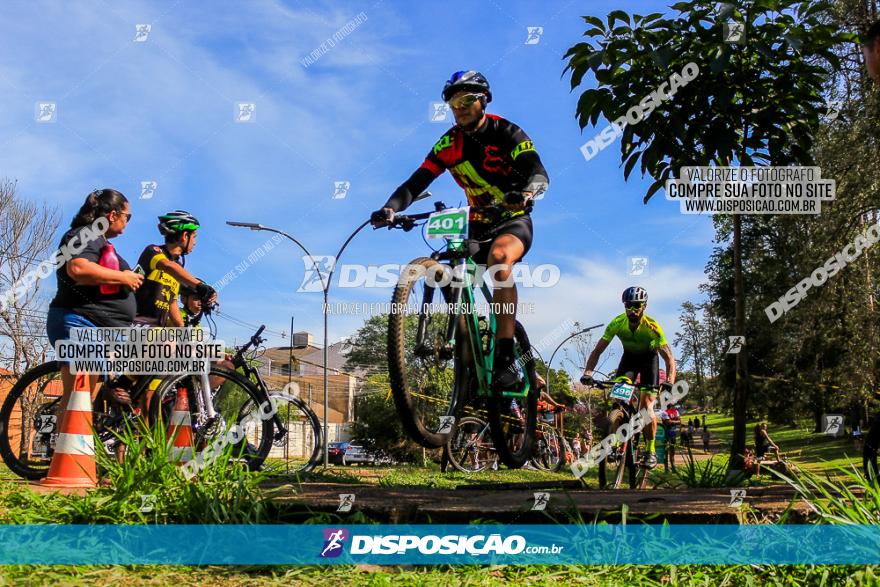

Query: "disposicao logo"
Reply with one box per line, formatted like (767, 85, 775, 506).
(320, 528, 348, 558)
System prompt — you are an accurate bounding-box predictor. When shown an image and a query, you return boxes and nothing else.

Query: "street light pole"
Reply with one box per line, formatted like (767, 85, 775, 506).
(545, 324, 603, 397)
(227, 220, 371, 468)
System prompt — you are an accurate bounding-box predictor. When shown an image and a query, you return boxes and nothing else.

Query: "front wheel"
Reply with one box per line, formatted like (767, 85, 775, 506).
(388, 257, 469, 448)
(487, 321, 538, 469)
(148, 365, 273, 470)
(239, 393, 322, 475)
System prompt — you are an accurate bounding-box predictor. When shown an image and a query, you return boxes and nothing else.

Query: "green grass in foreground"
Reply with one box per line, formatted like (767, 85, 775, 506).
(0, 563, 876, 586)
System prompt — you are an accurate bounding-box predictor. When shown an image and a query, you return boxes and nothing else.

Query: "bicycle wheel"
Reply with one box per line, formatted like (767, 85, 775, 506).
(242, 393, 323, 474)
(148, 365, 273, 470)
(530, 422, 566, 472)
(487, 321, 538, 469)
(0, 361, 64, 480)
(598, 407, 635, 489)
(446, 415, 496, 473)
(388, 257, 470, 448)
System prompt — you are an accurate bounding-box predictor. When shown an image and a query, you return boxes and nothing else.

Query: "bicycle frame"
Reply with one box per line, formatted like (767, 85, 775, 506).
(428, 237, 531, 401)
(236, 357, 288, 443)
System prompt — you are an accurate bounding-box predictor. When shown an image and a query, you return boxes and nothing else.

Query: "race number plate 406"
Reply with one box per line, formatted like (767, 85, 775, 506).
(426, 207, 469, 240)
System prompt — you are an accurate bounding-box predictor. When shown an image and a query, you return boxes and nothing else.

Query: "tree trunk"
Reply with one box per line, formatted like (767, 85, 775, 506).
(730, 215, 749, 471)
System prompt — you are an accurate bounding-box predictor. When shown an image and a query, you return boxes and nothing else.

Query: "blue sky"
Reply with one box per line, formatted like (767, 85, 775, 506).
(0, 0, 715, 377)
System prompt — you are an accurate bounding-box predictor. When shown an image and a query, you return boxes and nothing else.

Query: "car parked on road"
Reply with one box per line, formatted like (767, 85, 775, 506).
(328, 441, 351, 465)
(342, 442, 397, 466)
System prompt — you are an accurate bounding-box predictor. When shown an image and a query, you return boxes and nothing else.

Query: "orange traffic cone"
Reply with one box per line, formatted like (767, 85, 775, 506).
(167, 387, 194, 464)
(39, 373, 97, 488)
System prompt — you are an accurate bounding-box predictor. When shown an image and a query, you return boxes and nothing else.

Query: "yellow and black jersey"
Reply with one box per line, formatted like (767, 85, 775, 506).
(134, 244, 181, 325)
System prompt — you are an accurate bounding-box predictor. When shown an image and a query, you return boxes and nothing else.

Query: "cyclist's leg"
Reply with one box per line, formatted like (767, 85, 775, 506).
(481, 218, 532, 390)
(637, 353, 659, 465)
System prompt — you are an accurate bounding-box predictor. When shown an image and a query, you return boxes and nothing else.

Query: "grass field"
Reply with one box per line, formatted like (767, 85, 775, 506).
(701, 413, 861, 476)
(0, 413, 871, 584)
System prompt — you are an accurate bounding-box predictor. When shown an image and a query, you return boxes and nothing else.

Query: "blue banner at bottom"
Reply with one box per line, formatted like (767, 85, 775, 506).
(0, 524, 878, 565)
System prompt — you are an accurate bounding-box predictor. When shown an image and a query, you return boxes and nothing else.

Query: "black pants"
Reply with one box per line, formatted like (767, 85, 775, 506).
(615, 351, 660, 387)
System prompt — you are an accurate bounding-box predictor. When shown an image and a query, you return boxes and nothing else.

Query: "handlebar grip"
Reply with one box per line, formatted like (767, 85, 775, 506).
(255, 325, 266, 338)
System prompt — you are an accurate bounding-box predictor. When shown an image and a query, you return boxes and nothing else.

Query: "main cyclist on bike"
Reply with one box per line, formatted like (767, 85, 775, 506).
(370, 70, 549, 392)
(580, 287, 677, 468)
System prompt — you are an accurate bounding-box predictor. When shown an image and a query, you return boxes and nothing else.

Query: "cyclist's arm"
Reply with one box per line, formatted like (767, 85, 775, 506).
(507, 124, 549, 200)
(583, 338, 610, 375)
(384, 167, 438, 213)
(154, 257, 200, 289)
(658, 343, 676, 383)
(167, 303, 184, 327)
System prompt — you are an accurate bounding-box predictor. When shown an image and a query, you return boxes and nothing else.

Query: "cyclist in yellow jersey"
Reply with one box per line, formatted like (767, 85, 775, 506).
(134, 210, 216, 327)
(580, 287, 677, 468)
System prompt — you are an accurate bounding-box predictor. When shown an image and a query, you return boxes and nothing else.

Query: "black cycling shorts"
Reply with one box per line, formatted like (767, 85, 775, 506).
(615, 350, 660, 388)
(470, 215, 533, 266)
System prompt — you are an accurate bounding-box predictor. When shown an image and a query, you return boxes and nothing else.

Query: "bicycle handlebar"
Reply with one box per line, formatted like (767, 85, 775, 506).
(588, 378, 663, 392)
(232, 325, 266, 364)
(374, 198, 533, 231)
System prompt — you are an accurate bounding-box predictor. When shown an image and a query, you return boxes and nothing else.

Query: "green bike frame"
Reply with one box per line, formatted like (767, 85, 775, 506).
(436, 237, 531, 401)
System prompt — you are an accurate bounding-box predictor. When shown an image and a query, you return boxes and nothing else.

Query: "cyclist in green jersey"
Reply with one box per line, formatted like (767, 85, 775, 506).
(580, 287, 677, 468)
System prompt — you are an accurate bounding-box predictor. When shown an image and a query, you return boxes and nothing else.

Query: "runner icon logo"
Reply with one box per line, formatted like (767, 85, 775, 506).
(320, 528, 348, 558)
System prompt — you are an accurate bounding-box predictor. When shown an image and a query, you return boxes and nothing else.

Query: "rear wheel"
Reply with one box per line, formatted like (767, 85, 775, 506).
(0, 362, 64, 480)
(388, 257, 470, 448)
(487, 322, 538, 469)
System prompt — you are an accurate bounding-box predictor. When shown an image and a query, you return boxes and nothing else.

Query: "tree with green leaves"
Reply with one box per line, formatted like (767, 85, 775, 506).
(564, 0, 850, 468)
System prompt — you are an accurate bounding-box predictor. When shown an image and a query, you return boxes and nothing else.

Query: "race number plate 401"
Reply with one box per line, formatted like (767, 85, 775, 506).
(426, 207, 469, 240)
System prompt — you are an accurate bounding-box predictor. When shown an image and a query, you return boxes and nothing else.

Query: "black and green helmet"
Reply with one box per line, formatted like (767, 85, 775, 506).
(158, 210, 200, 236)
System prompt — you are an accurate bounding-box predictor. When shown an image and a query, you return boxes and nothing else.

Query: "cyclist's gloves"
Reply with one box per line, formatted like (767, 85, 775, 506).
(580, 375, 594, 386)
(195, 280, 216, 301)
(370, 208, 395, 227)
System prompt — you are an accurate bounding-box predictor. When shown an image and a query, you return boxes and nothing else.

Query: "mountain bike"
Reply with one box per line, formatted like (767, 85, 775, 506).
(379, 198, 539, 469)
(0, 306, 275, 480)
(587, 375, 660, 490)
(530, 400, 567, 472)
(444, 413, 498, 473)
(219, 325, 323, 474)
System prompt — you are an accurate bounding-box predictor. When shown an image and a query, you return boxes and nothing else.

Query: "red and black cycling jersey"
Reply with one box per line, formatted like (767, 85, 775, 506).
(384, 114, 549, 220)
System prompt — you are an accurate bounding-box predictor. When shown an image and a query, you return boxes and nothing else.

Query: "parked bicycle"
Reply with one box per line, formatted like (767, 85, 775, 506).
(530, 400, 567, 472)
(444, 412, 498, 473)
(222, 325, 322, 474)
(0, 306, 319, 479)
(377, 198, 539, 469)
